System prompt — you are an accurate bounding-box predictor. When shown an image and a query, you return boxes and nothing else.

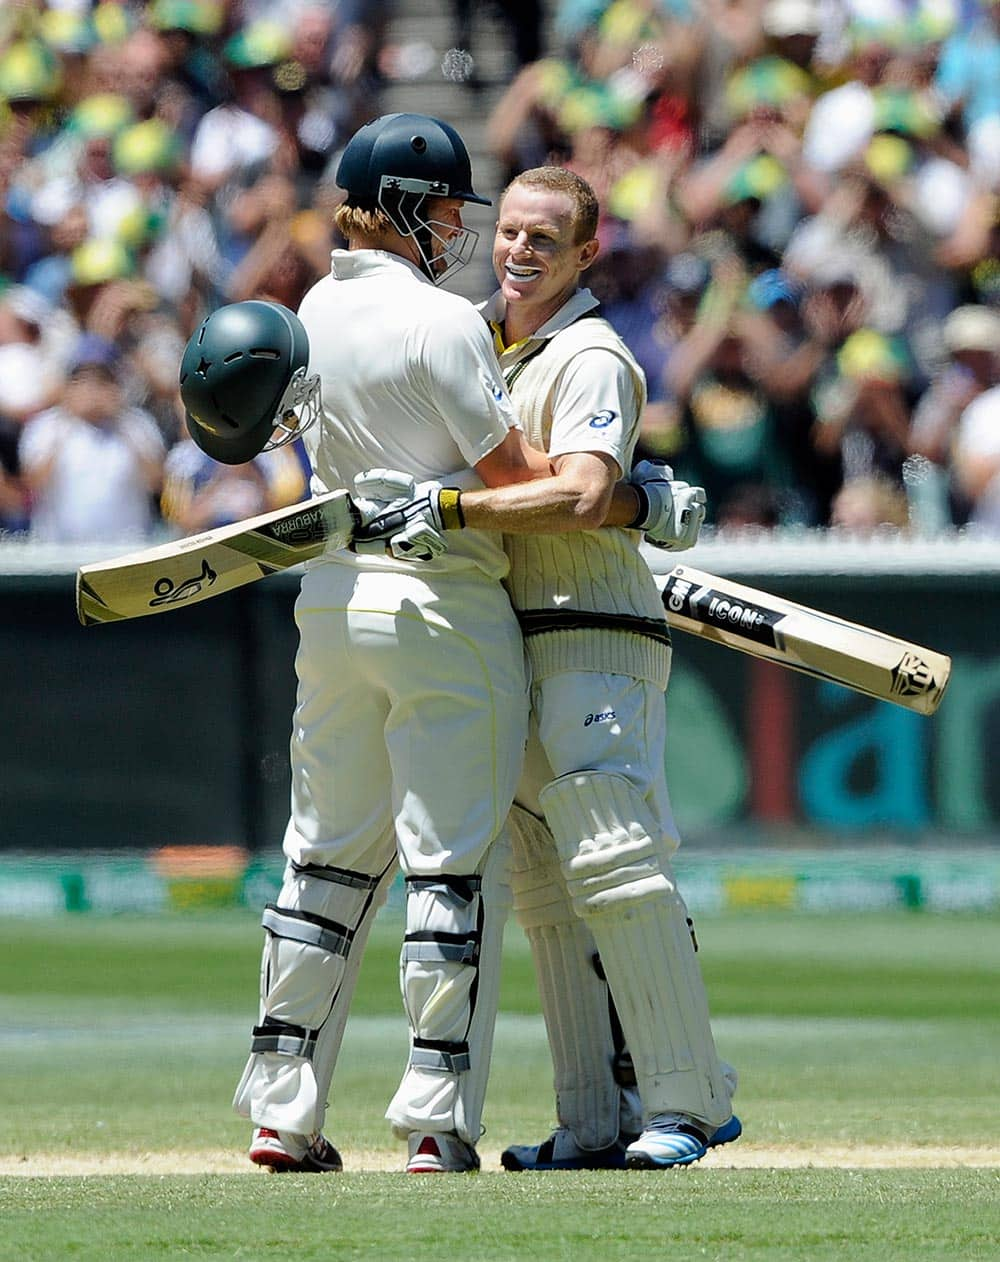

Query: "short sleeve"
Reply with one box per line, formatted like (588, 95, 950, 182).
(545, 348, 641, 476)
(419, 302, 520, 468)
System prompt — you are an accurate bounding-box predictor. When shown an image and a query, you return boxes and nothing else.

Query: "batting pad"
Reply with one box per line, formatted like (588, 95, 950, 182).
(509, 804, 623, 1150)
(233, 856, 395, 1135)
(386, 835, 512, 1145)
(540, 771, 732, 1131)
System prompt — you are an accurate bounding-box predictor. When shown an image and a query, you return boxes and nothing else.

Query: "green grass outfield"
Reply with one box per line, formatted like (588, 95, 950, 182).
(1, 909, 998, 1261)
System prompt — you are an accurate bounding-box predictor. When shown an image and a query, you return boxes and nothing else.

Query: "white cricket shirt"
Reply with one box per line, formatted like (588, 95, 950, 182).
(299, 250, 519, 577)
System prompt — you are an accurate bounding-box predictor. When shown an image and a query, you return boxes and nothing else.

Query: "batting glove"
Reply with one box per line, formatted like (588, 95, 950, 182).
(352, 468, 418, 519)
(628, 459, 707, 551)
(353, 471, 465, 563)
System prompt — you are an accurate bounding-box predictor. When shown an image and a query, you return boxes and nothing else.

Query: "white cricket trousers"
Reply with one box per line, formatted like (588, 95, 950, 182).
(283, 560, 529, 874)
(516, 670, 677, 838)
(235, 558, 530, 1145)
(510, 668, 732, 1134)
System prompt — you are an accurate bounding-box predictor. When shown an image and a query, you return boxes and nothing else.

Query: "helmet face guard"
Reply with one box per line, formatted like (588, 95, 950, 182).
(267, 362, 323, 451)
(378, 175, 480, 287)
(180, 301, 321, 465)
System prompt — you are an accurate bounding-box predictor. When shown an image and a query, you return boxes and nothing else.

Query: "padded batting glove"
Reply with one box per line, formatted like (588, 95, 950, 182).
(353, 470, 464, 563)
(628, 459, 707, 551)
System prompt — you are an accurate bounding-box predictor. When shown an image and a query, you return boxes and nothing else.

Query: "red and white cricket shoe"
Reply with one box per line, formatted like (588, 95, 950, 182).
(405, 1131, 480, 1173)
(249, 1127, 343, 1173)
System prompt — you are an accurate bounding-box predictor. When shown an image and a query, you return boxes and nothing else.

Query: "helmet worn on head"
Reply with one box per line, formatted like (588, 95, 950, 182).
(336, 113, 489, 286)
(336, 112, 490, 207)
(179, 301, 321, 465)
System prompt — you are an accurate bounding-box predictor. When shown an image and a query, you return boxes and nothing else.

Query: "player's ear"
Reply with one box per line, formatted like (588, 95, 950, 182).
(578, 237, 600, 272)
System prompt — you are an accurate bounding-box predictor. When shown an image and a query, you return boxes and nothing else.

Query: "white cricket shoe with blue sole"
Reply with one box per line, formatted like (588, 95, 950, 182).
(625, 1112, 742, 1169)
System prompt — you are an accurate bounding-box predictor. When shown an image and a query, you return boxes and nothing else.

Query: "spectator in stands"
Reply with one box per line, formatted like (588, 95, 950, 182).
(812, 326, 915, 505)
(923, 305, 1000, 531)
(800, 24, 895, 187)
(188, 20, 287, 201)
(19, 333, 165, 543)
(934, 0, 1000, 193)
(161, 441, 274, 534)
(666, 255, 805, 525)
(736, 267, 840, 523)
(145, 0, 228, 130)
(783, 162, 957, 389)
(0, 283, 70, 399)
(624, 251, 713, 463)
(0, 285, 56, 536)
(829, 474, 910, 534)
(161, 432, 311, 534)
(911, 305, 1000, 503)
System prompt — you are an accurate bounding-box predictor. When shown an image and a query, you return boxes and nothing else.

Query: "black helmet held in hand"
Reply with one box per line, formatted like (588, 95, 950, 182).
(179, 301, 321, 465)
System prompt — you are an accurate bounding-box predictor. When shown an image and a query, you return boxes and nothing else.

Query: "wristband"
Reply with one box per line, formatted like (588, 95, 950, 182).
(627, 484, 650, 531)
(438, 487, 465, 530)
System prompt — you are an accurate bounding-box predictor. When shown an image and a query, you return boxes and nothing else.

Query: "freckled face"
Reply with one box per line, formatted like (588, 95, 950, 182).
(493, 184, 598, 327)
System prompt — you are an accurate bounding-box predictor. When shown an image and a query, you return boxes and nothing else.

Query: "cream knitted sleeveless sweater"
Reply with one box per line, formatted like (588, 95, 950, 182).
(497, 303, 670, 689)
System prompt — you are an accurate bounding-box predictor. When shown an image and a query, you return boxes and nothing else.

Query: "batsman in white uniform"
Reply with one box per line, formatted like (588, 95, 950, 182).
(364, 166, 741, 1170)
(231, 114, 553, 1175)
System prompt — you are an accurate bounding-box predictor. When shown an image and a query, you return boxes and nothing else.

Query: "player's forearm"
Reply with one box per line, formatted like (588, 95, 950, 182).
(458, 477, 611, 533)
(443, 475, 642, 535)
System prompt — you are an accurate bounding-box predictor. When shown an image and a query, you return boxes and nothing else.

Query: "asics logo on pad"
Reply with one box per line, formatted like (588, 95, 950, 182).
(583, 708, 616, 727)
(588, 410, 616, 429)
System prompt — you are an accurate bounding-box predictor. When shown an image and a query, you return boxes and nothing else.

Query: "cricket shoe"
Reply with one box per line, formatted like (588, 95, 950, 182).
(501, 1127, 631, 1171)
(625, 1112, 742, 1170)
(249, 1127, 343, 1173)
(406, 1131, 481, 1173)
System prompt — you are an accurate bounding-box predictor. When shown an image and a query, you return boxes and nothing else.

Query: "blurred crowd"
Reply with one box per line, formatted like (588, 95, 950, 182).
(486, 0, 1000, 533)
(1, 0, 999, 544)
(0, 0, 389, 542)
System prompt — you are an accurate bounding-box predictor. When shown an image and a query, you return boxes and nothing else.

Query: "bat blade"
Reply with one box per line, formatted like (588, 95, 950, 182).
(76, 490, 356, 626)
(656, 564, 951, 715)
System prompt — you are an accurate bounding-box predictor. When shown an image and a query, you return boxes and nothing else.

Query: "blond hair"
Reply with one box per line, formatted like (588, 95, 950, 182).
(333, 202, 395, 241)
(501, 167, 599, 243)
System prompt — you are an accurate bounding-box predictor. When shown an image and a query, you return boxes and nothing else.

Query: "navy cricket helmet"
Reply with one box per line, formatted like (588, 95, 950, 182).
(336, 112, 490, 207)
(336, 113, 489, 285)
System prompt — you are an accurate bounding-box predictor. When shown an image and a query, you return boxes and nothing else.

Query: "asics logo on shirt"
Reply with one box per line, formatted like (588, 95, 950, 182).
(588, 410, 616, 429)
(583, 709, 616, 727)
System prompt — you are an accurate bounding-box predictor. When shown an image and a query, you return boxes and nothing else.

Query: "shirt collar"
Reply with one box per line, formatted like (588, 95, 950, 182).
(479, 287, 600, 352)
(329, 248, 430, 284)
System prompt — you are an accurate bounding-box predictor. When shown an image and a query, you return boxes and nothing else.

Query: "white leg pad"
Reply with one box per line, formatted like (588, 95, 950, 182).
(509, 804, 622, 1150)
(385, 835, 511, 1145)
(539, 771, 732, 1131)
(233, 857, 394, 1134)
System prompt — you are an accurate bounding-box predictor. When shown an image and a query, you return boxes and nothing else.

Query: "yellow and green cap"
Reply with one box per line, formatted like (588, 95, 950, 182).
(69, 93, 134, 140)
(837, 328, 909, 381)
(148, 0, 223, 34)
(113, 118, 182, 176)
(223, 20, 292, 69)
(724, 153, 788, 204)
(70, 238, 135, 286)
(0, 40, 62, 103)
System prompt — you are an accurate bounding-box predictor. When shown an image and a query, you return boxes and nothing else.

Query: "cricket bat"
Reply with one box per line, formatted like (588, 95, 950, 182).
(75, 496, 951, 716)
(656, 564, 950, 716)
(75, 490, 356, 626)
